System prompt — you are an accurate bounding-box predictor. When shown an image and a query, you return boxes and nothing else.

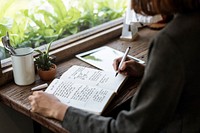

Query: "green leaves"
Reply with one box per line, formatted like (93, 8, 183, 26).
(0, 0, 126, 60)
(0, 17, 13, 37)
(47, 0, 67, 20)
(0, 0, 15, 18)
(0, 24, 7, 37)
(35, 54, 52, 71)
(35, 41, 53, 71)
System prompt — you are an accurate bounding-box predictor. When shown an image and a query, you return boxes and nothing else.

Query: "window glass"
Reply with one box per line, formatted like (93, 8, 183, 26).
(0, 0, 127, 60)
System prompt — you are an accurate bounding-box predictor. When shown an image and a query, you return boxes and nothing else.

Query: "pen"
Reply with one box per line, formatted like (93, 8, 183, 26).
(31, 83, 48, 91)
(115, 47, 131, 77)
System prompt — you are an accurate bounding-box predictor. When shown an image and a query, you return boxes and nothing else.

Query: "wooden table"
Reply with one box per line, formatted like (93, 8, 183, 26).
(0, 27, 158, 133)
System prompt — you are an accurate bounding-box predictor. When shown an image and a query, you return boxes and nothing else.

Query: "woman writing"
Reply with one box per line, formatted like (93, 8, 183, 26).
(29, 0, 200, 132)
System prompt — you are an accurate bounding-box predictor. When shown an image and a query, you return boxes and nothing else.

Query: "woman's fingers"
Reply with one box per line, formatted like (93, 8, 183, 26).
(118, 60, 145, 77)
(113, 57, 122, 71)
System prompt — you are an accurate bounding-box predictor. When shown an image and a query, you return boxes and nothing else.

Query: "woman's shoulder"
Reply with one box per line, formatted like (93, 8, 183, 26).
(162, 12, 200, 39)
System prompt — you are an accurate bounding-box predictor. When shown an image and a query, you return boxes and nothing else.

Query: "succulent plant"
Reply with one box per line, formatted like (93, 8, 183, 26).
(35, 42, 54, 71)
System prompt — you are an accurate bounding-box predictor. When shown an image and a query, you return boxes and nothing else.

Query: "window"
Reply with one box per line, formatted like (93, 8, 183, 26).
(0, 0, 127, 60)
(0, 0, 127, 85)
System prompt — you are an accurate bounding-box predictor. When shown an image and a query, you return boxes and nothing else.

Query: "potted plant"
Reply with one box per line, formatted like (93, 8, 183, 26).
(35, 42, 57, 81)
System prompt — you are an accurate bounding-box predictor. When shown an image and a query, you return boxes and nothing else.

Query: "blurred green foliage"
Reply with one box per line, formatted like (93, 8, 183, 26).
(0, 0, 126, 59)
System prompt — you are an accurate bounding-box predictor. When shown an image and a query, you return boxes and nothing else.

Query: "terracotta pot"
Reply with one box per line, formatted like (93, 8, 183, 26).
(37, 64, 57, 81)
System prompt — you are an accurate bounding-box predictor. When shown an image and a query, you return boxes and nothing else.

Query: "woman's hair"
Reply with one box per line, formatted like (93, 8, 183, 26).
(131, 0, 200, 15)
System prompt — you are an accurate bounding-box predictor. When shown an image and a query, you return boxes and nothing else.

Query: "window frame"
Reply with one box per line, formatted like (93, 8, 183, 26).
(0, 17, 123, 86)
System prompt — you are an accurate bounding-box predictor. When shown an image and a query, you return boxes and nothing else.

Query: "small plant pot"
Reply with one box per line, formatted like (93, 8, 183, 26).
(37, 64, 57, 81)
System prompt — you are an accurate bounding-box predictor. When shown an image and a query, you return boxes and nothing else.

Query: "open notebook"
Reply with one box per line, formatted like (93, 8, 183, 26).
(45, 65, 127, 115)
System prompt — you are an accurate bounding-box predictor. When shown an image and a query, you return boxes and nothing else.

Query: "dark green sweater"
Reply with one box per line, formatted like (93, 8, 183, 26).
(62, 12, 200, 133)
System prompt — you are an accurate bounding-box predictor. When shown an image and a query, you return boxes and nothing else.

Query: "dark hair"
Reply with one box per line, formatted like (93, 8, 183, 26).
(131, 0, 200, 15)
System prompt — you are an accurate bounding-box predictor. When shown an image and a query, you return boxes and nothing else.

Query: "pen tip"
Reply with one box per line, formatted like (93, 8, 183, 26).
(115, 72, 118, 77)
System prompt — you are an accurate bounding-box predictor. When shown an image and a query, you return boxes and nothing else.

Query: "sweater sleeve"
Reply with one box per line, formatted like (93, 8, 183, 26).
(62, 32, 185, 133)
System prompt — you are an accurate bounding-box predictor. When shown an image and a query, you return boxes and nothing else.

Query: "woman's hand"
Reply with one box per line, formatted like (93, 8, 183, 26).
(113, 57, 145, 77)
(28, 91, 67, 121)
